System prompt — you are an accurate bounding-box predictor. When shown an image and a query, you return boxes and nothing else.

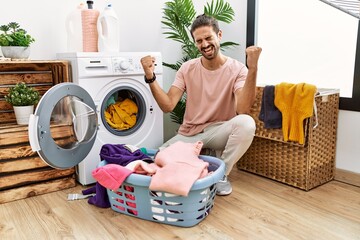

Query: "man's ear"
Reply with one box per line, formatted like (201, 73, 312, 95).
(218, 29, 223, 40)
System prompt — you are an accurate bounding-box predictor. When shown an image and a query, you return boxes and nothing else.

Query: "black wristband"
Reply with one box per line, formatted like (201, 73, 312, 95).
(144, 73, 156, 84)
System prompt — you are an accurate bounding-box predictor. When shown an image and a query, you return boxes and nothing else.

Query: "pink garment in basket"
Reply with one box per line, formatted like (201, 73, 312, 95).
(125, 160, 159, 175)
(92, 164, 133, 191)
(149, 141, 209, 196)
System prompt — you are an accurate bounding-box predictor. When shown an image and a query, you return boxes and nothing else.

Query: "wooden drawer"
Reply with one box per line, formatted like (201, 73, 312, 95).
(0, 123, 76, 203)
(0, 60, 70, 124)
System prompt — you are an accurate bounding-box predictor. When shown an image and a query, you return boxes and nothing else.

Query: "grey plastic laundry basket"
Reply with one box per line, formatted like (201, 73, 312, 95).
(99, 150, 225, 227)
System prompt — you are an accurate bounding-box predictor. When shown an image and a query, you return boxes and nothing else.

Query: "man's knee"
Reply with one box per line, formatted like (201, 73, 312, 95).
(231, 114, 256, 136)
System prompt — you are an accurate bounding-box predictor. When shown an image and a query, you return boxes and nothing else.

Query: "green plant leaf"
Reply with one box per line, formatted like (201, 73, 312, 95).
(204, 0, 235, 23)
(5, 82, 40, 106)
(162, 62, 182, 71)
(0, 25, 9, 32)
(169, 98, 186, 125)
(8, 22, 20, 32)
(0, 22, 35, 46)
(162, 0, 196, 46)
(220, 41, 240, 49)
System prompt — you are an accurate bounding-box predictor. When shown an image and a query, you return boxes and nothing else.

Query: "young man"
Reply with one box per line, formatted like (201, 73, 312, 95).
(140, 14, 262, 196)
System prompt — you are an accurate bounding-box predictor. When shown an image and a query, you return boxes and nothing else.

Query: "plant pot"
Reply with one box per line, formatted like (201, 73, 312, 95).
(13, 105, 34, 125)
(1, 46, 31, 59)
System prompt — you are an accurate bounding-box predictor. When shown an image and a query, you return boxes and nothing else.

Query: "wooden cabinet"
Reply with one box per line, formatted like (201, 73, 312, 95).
(0, 61, 76, 203)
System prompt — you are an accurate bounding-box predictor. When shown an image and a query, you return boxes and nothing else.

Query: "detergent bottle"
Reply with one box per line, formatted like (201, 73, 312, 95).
(66, 3, 86, 52)
(66, 1, 99, 52)
(97, 4, 120, 52)
(81, 1, 100, 52)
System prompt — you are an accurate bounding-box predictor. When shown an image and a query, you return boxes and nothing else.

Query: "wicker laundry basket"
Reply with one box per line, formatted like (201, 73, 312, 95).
(99, 150, 225, 227)
(237, 86, 339, 191)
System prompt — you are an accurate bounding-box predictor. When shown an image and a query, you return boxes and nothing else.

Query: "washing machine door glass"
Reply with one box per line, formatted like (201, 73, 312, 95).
(28, 83, 98, 169)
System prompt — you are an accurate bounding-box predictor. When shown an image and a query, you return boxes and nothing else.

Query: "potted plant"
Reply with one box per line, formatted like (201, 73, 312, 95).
(5, 82, 40, 125)
(162, 0, 238, 124)
(0, 22, 35, 59)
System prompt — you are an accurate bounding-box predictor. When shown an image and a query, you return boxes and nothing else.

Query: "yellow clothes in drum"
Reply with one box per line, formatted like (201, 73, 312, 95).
(104, 98, 138, 130)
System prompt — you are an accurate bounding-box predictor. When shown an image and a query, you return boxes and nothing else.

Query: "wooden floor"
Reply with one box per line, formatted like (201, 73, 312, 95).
(1, 169, 360, 240)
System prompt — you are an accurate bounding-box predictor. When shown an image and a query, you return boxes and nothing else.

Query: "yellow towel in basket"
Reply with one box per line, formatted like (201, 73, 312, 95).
(274, 83, 317, 144)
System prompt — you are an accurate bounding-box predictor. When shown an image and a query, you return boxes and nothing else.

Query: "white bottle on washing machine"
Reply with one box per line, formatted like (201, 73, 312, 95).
(97, 4, 120, 52)
(65, 3, 85, 52)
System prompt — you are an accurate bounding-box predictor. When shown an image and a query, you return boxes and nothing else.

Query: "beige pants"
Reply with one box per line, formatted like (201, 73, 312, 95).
(161, 114, 256, 175)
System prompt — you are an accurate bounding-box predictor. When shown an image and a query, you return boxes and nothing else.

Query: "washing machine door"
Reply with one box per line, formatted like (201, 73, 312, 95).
(28, 83, 98, 169)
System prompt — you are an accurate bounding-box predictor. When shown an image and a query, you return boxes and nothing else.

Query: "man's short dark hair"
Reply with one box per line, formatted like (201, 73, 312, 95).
(190, 14, 220, 39)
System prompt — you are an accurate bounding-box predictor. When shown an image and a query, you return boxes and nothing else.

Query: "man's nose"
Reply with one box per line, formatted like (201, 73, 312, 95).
(201, 41, 210, 48)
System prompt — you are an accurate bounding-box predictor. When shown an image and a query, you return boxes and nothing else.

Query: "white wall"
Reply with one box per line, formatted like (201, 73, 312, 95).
(336, 111, 360, 172)
(256, 0, 356, 98)
(0, 0, 247, 65)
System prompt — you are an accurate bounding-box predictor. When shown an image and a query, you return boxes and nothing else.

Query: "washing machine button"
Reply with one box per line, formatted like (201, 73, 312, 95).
(119, 60, 130, 70)
(113, 60, 132, 73)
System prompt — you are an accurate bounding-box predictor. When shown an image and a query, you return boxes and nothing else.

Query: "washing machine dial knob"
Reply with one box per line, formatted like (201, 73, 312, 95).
(119, 61, 130, 71)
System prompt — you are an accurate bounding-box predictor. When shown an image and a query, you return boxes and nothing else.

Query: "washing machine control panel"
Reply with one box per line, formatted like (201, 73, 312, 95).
(111, 53, 162, 75)
(112, 56, 143, 75)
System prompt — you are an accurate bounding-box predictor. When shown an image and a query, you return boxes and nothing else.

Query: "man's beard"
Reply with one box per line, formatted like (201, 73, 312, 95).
(200, 44, 219, 60)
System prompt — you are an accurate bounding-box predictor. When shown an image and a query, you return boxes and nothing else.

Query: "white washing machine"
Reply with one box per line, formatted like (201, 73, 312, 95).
(28, 52, 164, 185)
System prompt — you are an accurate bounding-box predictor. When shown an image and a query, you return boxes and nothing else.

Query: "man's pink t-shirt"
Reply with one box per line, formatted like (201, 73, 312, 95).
(172, 57, 248, 136)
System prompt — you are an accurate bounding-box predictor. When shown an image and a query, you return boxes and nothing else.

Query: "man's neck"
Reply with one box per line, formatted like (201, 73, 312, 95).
(201, 53, 227, 70)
